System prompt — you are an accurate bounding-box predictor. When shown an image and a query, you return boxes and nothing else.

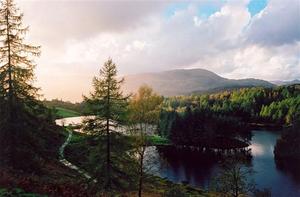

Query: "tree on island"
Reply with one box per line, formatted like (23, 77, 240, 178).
(83, 59, 129, 192)
(0, 0, 43, 169)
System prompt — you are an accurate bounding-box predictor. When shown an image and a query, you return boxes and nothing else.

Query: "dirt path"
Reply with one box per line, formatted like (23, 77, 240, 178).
(59, 128, 96, 182)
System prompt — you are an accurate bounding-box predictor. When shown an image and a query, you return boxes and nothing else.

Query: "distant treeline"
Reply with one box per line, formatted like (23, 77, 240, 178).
(158, 85, 300, 148)
(43, 99, 88, 114)
(45, 85, 300, 126)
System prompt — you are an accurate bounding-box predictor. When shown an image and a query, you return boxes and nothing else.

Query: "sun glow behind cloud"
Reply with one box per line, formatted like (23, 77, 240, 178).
(16, 0, 300, 102)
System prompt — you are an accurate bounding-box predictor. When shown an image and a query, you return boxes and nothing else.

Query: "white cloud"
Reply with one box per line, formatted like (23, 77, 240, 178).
(224, 43, 300, 80)
(14, 0, 300, 101)
(246, 0, 300, 46)
(18, 0, 166, 43)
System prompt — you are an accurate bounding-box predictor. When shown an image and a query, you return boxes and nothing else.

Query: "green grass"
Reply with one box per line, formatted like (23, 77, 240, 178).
(69, 129, 87, 143)
(0, 188, 46, 197)
(55, 107, 81, 118)
(147, 135, 171, 146)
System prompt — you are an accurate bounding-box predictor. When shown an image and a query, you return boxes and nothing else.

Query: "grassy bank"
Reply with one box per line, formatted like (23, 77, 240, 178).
(55, 107, 81, 118)
(0, 187, 46, 197)
(146, 135, 171, 146)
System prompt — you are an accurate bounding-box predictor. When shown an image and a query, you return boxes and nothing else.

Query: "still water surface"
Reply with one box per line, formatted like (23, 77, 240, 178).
(57, 117, 300, 196)
(146, 130, 300, 197)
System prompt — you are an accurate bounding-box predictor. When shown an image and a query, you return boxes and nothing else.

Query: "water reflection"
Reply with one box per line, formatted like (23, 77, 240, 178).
(145, 130, 300, 197)
(57, 117, 300, 196)
(249, 143, 264, 156)
(56, 116, 93, 126)
(145, 145, 252, 188)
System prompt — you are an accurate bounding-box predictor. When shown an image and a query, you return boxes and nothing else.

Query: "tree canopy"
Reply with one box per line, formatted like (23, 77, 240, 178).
(0, 0, 45, 169)
(83, 59, 131, 192)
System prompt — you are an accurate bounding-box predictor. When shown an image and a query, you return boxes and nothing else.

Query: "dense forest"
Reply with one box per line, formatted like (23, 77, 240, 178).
(158, 85, 300, 148)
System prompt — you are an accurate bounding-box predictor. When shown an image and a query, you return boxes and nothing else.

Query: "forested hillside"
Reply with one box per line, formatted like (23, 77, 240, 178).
(158, 85, 300, 147)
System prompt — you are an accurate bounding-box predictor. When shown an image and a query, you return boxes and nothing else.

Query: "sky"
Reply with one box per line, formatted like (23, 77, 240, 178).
(16, 0, 300, 102)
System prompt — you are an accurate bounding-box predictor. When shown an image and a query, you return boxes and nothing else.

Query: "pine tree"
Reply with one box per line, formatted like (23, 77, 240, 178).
(84, 59, 128, 191)
(0, 0, 41, 167)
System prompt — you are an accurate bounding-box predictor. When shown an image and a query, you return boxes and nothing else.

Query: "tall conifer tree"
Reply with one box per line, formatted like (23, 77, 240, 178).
(0, 0, 41, 167)
(84, 59, 128, 190)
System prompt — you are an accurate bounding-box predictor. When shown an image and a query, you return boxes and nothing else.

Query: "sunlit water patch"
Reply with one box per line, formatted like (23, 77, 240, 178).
(145, 130, 300, 197)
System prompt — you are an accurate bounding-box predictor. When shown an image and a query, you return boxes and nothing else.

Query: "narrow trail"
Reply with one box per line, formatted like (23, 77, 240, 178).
(59, 128, 97, 183)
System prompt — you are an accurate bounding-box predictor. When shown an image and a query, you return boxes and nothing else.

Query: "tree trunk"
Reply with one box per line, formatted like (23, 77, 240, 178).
(6, 9, 12, 119)
(234, 168, 239, 197)
(106, 117, 111, 190)
(106, 77, 111, 190)
(5, 8, 15, 163)
(138, 146, 145, 197)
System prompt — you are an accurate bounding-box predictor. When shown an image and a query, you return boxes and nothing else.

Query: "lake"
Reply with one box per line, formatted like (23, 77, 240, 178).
(145, 130, 300, 197)
(57, 117, 300, 196)
(56, 116, 92, 126)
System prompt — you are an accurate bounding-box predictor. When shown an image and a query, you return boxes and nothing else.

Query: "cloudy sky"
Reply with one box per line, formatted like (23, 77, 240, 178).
(17, 0, 300, 102)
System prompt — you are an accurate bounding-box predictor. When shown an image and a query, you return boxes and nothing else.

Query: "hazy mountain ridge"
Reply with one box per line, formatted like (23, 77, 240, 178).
(271, 79, 300, 86)
(123, 69, 275, 96)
